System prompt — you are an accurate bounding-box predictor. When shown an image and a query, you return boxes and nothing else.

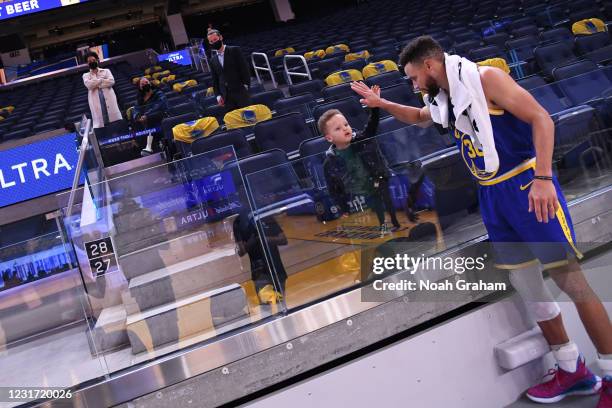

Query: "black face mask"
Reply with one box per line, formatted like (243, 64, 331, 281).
(88, 61, 98, 70)
(141, 84, 151, 93)
(210, 40, 223, 50)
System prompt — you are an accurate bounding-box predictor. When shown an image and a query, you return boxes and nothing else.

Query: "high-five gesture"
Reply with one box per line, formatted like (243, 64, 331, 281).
(351, 82, 383, 108)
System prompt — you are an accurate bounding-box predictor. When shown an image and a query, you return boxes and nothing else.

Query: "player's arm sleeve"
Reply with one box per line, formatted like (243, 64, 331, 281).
(362, 107, 380, 138)
(324, 159, 350, 213)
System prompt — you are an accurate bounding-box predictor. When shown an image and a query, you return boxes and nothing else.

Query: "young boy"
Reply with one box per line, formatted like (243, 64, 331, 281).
(321, 93, 408, 231)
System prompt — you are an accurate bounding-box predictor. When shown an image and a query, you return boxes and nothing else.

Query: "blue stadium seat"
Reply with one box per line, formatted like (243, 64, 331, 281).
(365, 71, 404, 88)
(191, 129, 252, 159)
(3, 129, 31, 141)
(253, 112, 314, 157)
(273, 93, 315, 117)
(322, 83, 355, 101)
(299, 136, 329, 158)
(251, 89, 285, 110)
(342, 59, 368, 72)
(530, 84, 573, 114)
(517, 74, 547, 90)
(484, 33, 510, 48)
(552, 60, 599, 81)
(204, 104, 227, 125)
(512, 25, 540, 39)
(309, 57, 344, 79)
(576, 33, 612, 64)
(556, 68, 612, 105)
(312, 97, 368, 131)
(539, 28, 574, 46)
(380, 82, 421, 109)
(161, 113, 199, 146)
(170, 102, 196, 117)
(534, 42, 579, 77)
(469, 45, 503, 62)
(454, 40, 482, 56)
(377, 116, 407, 134)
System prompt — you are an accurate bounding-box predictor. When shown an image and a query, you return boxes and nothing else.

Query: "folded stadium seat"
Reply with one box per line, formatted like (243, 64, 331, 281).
(469, 45, 504, 62)
(167, 94, 189, 107)
(540, 27, 574, 46)
(224, 105, 272, 130)
(169, 102, 196, 117)
(535, 6, 569, 28)
(273, 93, 315, 117)
(534, 42, 579, 77)
(251, 89, 285, 110)
(342, 59, 368, 72)
(575, 32, 612, 64)
(484, 32, 510, 48)
(530, 83, 575, 114)
(517, 74, 548, 90)
(34, 121, 61, 134)
(570, 9, 605, 24)
(365, 70, 404, 89)
(322, 83, 355, 101)
(454, 40, 483, 56)
(376, 116, 408, 134)
(454, 31, 481, 44)
(312, 96, 368, 130)
(192, 129, 252, 159)
(324, 69, 363, 86)
(554, 68, 612, 126)
(3, 129, 32, 141)
(310, 57, 344, 80)
(288, 79, 325, 99)
(254, 112, 314, 157)
(552, 59, 599, 81)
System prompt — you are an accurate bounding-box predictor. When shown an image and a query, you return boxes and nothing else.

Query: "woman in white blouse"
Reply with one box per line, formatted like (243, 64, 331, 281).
(82, 51, 122, 129)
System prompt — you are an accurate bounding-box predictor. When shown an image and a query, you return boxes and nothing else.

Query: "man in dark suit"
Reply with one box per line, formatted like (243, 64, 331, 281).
(207, 29, 252, 111)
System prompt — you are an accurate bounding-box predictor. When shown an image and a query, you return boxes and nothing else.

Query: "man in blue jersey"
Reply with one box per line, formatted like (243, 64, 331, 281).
(352, 36, 611, 406)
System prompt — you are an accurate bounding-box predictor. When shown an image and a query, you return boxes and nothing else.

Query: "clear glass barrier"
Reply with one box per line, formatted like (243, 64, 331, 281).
(56, 146, 283, 374)
(246, 117, 612, 309)
(0, 233, 104, 406)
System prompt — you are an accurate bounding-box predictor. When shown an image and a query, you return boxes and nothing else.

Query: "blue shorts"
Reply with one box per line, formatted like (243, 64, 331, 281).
(478, 159, 582, 270)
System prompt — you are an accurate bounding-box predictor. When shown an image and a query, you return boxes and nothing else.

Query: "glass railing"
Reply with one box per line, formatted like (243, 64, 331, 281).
(0, 233, 102, 406)
(245, 119, 612, 309)
(56, 145, 284, 374)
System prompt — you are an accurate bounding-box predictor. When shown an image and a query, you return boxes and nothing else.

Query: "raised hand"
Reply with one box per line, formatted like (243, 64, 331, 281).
(351, 81, 383, 108)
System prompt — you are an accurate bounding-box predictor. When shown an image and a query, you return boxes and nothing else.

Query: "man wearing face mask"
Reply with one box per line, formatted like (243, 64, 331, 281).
(207, 28, 252, 111)
(82, 51, 122, 129)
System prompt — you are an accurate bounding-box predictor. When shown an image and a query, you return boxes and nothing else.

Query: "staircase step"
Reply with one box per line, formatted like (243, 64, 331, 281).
(90, 305, 129, 354)
(126, 283, 248, 354)
(121, 245, 249, 315)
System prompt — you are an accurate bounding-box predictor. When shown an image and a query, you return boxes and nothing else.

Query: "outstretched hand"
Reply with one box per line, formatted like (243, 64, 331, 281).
(351, 81, 383, 108)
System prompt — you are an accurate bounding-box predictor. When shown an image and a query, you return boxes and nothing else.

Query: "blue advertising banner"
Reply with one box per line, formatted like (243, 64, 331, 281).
(0, 133, 79, 208)
(158, 49, 192, 66)
(0, 0, 88, 21)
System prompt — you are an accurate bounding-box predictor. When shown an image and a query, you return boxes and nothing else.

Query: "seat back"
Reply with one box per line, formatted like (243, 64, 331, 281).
(273, 93, 315, 116)
(552, 60, 599, 81)
(253, 112, 313, 155)
(534, 42, 578, 76)
(575, 31, 611, 54)
(161, 113, 198, 142)
(250, 89, 285, 110)
(557, 69, 612, 105)
(192, 129, 252, 158)
(540, 28, 574, 46)
(469, 45, 503, 61)
(224, 104, 272, 130)
(288, 79, 325, 98)
(517, 74, 547, 90)
(364, 71, 403, 88)
(322, 83, 354, 101)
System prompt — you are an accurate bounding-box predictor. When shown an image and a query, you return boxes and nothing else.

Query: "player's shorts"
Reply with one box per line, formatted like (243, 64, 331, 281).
(478, 158, 582, 270)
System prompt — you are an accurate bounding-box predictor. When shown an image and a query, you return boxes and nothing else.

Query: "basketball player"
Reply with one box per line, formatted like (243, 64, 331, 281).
(351, 36, 611, 406)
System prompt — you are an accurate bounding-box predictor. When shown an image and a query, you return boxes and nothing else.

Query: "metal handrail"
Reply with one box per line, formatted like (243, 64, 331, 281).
(251, 52, 277, 88)
(283, 54, 311, 85)
(66, 117, 92, 217)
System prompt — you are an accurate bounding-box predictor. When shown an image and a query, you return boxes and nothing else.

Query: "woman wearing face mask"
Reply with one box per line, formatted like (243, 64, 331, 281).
(131, 77, 168, 156)
(82, 51, 122, 129)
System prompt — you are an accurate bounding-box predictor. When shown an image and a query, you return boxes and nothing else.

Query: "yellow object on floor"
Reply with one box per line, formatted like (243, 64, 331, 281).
(257, 284, 283, 305)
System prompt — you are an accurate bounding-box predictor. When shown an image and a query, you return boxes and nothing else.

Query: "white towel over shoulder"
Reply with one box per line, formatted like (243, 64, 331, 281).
(424, 53, 500, 174)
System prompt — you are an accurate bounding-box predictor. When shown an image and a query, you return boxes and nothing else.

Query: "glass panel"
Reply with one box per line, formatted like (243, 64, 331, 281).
(246, 112, 612, 309)
(0, 232, 105, 405)
(245, 125, 486, 309)
(57, 146, 284, 374)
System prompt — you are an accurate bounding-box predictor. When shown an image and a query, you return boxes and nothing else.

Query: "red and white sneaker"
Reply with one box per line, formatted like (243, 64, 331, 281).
(526, 355, 601, 404)
(597, 376, 612, 408)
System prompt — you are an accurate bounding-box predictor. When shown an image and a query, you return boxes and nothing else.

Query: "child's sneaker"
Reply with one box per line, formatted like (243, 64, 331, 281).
(526, 355, 601, 403)
(257, 284, 283, 305)
(597, 376, 612, 408)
